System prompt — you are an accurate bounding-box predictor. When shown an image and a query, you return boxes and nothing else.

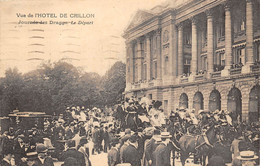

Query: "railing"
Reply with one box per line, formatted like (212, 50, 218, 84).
(133, 83, 141, 89)
(251, 65, 260, 72)
(194, 75, 204, 81)
(230, 68, 242, 75)
(180, 77, 188, 83)
(148, 81, 154, 87)
(211, 71, 221, 78)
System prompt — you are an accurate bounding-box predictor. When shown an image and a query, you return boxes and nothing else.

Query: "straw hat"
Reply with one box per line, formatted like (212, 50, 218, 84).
(160, 132, 172, 138)
(237, 151, 258, 160)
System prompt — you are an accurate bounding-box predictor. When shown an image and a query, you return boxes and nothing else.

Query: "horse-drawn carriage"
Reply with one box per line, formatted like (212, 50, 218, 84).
(0, 110, 52, 134)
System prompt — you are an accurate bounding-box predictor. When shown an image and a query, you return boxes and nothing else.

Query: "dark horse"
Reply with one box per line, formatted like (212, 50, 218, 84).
(178, 124, 220, 166)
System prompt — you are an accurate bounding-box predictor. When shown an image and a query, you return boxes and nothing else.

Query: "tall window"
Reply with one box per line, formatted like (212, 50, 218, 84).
(236, 48, 245, 64)
(221, 53, 225, 66)
(164, 56, 169, 75)
(184, 31, 191, 45)
(233, 3, 246, 34)
(141, 41, 145, 58)
(203, 57, 208, 71)
(154, 61, 157, 79)
(143, 63, 147, 80)
(184, 57, 191, 74)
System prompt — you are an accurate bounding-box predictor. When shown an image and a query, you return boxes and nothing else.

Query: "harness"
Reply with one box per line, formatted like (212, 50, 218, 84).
(125, 112, 138, 127)
(195, 130, 214, 151)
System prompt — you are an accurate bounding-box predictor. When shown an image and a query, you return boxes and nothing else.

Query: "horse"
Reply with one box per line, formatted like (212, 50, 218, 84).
(178, 124, 220, 166)
(113, 104, 127, 129)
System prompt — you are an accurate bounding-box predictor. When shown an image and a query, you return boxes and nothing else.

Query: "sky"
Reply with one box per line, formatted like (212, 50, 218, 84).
(0, 0, 186, 77)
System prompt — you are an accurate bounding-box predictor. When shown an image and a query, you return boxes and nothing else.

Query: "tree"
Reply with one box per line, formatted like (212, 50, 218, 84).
(0, 61, 126, 115)
(101, 61, 126, 106)
(0, 68, 24, 116)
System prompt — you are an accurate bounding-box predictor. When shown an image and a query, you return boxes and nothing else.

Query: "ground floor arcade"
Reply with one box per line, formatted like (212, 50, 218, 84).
(125, 74, 260, 123)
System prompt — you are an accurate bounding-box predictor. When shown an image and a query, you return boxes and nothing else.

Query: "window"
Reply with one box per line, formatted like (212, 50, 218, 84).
(164, 56, 169, 75)
(236, 48, 245, 65)
(141, 41, 145, 58)
(135, 63, 138, 82)
(154, 61, 157, 79)
(153, 36, 158, 55)
(149, 94, 152, 100)
(221, 53, 225, 66)
(184, 31, 191, 45)
(220, 21, 225, 37)
(184, 57, 191, 75)
(203, 57, 208, 71)
(143, 64, 147, 80)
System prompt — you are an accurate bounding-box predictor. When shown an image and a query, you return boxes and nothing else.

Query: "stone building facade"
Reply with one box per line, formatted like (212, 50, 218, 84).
(123, 0, 260, 122)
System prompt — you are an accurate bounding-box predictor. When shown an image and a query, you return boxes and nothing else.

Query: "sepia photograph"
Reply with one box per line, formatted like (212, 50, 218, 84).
(0, 0, 259, 165)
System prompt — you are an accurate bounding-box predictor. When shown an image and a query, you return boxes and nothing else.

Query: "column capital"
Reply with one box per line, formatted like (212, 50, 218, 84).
(136, 37, 143, 43)
(125, 40, 134, 47)
(177, 22, 183, 31)
(205, 9, 214, 19)
(155, 28, 162, 36)
(223, 0, 232, 11)
(145, 32, 153, 39)
(190, 16, 199, 25)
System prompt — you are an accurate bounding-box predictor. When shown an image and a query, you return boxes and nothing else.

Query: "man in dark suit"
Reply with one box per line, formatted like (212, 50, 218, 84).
(14, 134, 26, 166)
(154, 132, 172, 166)
(145, 129, 160, 166)
(107, 138, 120, 166)
(122, 134, 141, 166)
(33, 144, 54, 166)
(61, 140, 86, 166)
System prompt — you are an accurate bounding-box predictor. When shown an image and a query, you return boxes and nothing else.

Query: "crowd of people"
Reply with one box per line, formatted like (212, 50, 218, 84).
(0, 97, 259, 166)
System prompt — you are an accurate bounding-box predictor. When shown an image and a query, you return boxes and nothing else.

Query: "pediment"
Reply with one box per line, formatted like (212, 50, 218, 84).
(126, 10, 154, 31)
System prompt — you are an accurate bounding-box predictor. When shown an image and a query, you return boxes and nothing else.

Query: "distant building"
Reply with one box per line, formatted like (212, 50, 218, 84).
(123, 0, 260, 123)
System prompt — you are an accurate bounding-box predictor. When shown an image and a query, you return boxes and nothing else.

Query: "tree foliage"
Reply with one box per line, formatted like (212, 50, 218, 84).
(0, 61, 125, 116)
(100, 61, 126, 106)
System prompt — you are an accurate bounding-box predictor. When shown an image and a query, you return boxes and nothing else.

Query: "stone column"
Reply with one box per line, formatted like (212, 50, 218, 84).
(128, 41, 134, 83)
(146, 34, 151, 81)
(156, 29, 162, 79)
(177, 23, 184, 76)
(191, 17, 198, 75)
(171, 22, 178, 77)
(137, 38, 142, 81)
(246, 0, 254, 65)
(125, 42, 130, 84)
(224, 1, 232, 71)
(206, 9, 214, 75)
